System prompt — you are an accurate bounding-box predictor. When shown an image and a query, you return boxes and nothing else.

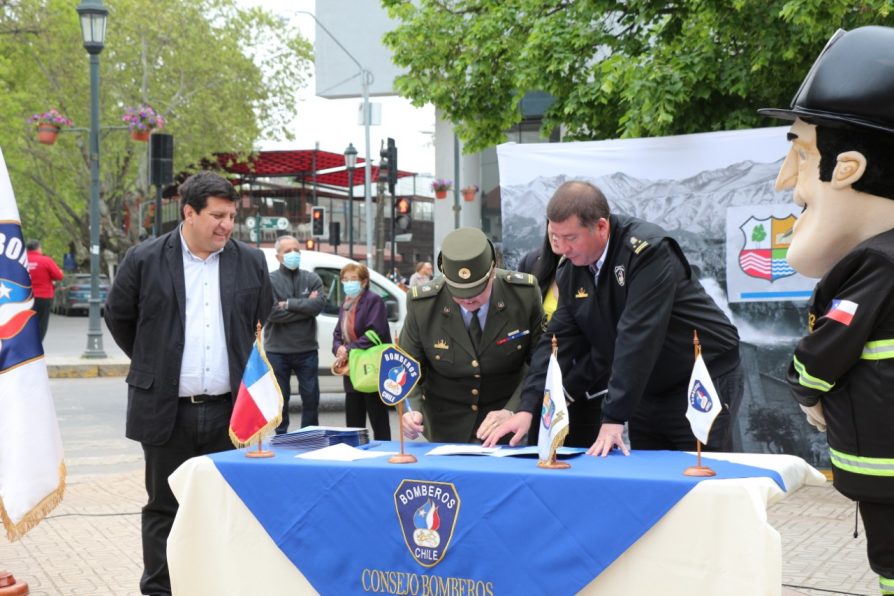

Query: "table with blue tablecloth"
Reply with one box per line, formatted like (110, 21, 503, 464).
(167, 442, 824, 595)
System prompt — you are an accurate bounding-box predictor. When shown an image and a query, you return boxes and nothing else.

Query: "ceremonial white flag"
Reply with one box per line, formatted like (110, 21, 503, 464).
(538, 350, 569, 462)
(685, 352, 722, 445)
(0, 147, 65, 540)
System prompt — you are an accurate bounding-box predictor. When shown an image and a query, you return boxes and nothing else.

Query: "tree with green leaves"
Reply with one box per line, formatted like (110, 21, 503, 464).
(0, 0, 311, 264)
(382, 0, 894, 152)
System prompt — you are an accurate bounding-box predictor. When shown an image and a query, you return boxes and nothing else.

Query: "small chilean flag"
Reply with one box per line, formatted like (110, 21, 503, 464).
(825, 299, 858, 326)
(229, 337, 283, 447)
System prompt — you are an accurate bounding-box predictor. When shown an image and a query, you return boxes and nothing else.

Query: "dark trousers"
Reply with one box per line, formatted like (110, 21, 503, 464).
(345, 389, 391, 440)
(34, 297, 52, 341)
(527, 394, 603, 448)
(140, 399, 234, 596)
(268, 351, 320, 434)
(859, 501, 894, 592)
(628, 362, 744, 452)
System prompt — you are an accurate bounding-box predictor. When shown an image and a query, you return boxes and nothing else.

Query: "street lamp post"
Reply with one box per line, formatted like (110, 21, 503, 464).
(76, 0, 108, 359)
(344, 143, 357, 259)
(296, 11, 374, 263)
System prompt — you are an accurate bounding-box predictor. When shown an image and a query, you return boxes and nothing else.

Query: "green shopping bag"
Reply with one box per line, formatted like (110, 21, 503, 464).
(348, 330, 390, 392)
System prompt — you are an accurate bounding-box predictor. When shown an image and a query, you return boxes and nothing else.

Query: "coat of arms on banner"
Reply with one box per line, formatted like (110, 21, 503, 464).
(394, 480, 460, 568)
(738, 215, 797, 282)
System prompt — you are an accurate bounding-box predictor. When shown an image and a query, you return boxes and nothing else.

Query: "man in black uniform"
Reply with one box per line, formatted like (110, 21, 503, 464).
(399, 227, 543, 443)
(484, 180, 743, 456)
(759, 26, 894, 595)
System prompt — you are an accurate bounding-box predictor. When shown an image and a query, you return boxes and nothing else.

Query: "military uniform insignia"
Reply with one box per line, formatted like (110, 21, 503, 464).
(614, 265, 626, 286)
(395, 480, 460, 568)
(434, 339, 449, 350)
(496, 301, 505, 310)
(575, 288, 589, 298)
(630, 236, 650, 254)
(808, 312, 815, 333)
(458, 267, 472, 280)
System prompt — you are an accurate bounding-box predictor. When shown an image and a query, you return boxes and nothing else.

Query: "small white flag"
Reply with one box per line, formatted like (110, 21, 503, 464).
(538, 350, 570, 462)
(685, 352, 722, 445)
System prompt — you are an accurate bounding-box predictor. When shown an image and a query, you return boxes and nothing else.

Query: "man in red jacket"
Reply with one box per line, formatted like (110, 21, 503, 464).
(26, 239, 63, 341)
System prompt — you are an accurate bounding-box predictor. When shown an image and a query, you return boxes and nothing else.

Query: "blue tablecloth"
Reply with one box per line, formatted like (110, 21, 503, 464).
(210, 443, 783, 594)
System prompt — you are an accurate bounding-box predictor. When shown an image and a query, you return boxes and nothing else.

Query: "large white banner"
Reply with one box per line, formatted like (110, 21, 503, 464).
(496, 126, 817, 304)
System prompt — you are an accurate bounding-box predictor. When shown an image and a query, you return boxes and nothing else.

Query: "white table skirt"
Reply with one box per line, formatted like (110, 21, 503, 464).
(168, 452, 824, 596)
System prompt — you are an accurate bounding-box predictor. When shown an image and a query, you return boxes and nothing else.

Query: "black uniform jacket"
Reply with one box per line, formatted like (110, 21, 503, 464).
(520, 214, 740, 423)
(104, 230, 272, 446)
(787, 228, 894, 502)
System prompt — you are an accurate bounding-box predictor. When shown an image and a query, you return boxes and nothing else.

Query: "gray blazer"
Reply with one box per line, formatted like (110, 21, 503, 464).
(104, 230, 272, 446)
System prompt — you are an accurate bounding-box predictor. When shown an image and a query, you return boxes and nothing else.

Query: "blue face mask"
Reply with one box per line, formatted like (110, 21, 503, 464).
(282, 251, 301, 271)
(343, 280, 362, 297)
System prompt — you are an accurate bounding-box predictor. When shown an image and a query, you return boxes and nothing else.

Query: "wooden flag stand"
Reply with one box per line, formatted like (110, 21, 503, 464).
(684, 330, 716, 477)
(246, 435, 274, 458)
(389, 401, 417, 464)
(538, 335, 571, 470)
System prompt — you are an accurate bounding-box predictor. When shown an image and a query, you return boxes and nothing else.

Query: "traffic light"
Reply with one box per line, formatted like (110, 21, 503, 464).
(386, 137, 397, 195)
(305, 238, 316, 250)
(311, 206, 325, 236)
(395, 196, 411, 231)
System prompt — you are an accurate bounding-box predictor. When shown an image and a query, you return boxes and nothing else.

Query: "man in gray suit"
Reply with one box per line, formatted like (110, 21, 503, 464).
(104, 171, 272, 596)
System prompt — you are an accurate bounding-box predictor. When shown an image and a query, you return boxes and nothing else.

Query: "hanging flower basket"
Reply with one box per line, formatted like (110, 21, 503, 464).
(461, 185, 479, 202)
(27, 109, 73, 146)
(130, 129, 151, 142)
(122, 104, 165, 142)
(37, 125, 60, 145)
(431, 178, 452, 199)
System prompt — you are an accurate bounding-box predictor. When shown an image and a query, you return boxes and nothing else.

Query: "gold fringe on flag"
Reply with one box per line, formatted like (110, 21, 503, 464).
(0, 461, 66, 542)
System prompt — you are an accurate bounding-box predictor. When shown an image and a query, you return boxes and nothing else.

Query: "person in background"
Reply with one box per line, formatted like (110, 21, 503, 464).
(264, 235, 325, 434)
(484, 181, 742, 455)
(25, 239, 63, 341)
(104, 171, 272, 596)
(399, 227, 543, 443)
(332, 263, 393, 439)
(517, 228, 602, 447)
(408, 261, 433, 288)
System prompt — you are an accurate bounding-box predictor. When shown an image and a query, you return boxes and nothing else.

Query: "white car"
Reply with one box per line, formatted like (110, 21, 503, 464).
(261, 248, 406, 373)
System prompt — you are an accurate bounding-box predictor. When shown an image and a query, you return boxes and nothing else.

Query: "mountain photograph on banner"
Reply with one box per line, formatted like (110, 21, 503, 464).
(495, 126, 829, 469)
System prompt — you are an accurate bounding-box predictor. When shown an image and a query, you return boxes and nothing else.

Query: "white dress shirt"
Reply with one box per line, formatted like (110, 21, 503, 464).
(178, 228, 230, 397)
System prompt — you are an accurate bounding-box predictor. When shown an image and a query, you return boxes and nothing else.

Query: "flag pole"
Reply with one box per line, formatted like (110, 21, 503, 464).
(538, 335, 571, 470)
(684, 330, 715, 477)
(389, 400, 417, 464)
(246, 321, 274, 459)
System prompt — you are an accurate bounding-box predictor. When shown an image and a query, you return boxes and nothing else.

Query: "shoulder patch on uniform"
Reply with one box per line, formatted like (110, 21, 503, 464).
(505, 271, 536, 286)
(628, 236, 650, 255)
(410, 278, 443, 300)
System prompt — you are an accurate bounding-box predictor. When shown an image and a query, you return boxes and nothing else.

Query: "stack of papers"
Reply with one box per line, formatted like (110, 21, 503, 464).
(270, 426, 369, 450)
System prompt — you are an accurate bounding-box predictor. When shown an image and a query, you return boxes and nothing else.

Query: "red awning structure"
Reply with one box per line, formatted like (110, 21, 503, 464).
(307, 166, 414, 189)
(211, 149, 415, 190)
(213, 149, 363, 178)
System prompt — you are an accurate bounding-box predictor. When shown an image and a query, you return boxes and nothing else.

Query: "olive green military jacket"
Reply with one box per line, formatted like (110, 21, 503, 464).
(399, 269, 544, 443)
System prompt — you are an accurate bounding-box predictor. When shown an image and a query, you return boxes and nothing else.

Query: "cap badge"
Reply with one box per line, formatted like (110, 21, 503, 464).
(458, 267, 472, 280)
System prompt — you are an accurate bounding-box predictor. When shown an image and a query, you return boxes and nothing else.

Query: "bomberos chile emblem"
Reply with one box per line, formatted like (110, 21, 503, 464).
(378, 345, 421, 406)
(394, 480, 461, 567)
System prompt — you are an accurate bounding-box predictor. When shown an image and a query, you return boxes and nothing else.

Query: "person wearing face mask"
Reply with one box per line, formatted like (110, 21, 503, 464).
(332, 262, 393, 439)
(264, 235, 325, 434)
